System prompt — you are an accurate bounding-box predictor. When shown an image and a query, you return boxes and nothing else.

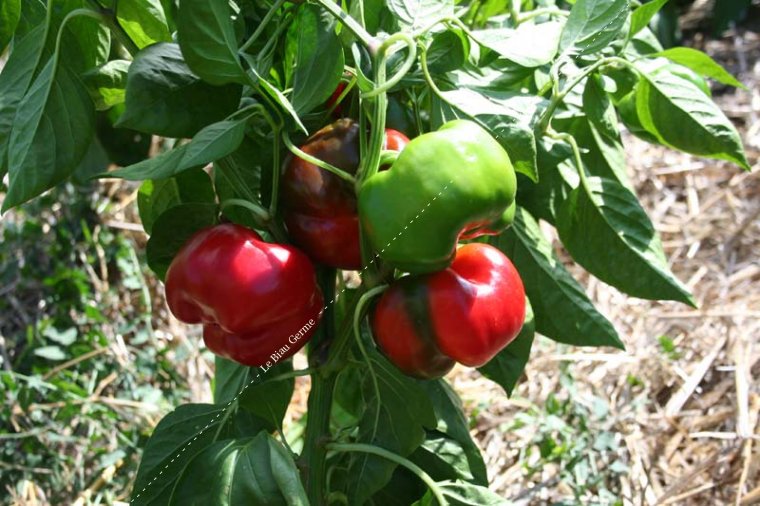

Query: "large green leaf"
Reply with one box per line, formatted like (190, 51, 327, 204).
(560, 0, 628, 56)
(177, 0, 246, 85)
(417, 381, 488, 485)
(475, 21, 563, 68)
(131, 404, 278, 505)
(556, 176, 695, 305)
(635, 65, 749, 169)
(0, 24, 47, 176)
(654, 47, 746, 89)
(116, 42, 242, 138)
(578, 75, 632, 188)
(3, 58, 95, 211)
(109, 115, 251, 180)
(478, 299, 535, 396)
(347, 349, 437, 504)
(117, 0, 172, 49)
(171, 435, 308, 505)
(494, 207, 623, 349)
(285, 4, 344, 114)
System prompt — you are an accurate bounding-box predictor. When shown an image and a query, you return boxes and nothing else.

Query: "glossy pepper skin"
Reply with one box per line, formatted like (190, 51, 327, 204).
(358, 119, 517, 274)
(371, 243, 526, 379)
(165, 224, 324, 366)
(281, 119, 409, 270)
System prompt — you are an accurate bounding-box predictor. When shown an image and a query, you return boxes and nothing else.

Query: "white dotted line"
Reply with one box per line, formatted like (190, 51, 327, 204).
(131, 180, 453, 503)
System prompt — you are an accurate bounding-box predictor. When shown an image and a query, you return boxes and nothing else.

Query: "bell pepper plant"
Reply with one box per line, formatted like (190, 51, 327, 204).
(0, 0, 749, 504)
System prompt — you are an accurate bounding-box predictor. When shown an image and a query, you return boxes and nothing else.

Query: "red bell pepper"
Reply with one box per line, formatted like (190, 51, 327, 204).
(165, 224, 324, 366)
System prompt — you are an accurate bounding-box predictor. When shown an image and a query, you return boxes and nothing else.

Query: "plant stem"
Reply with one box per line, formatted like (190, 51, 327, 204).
(326, 443, 448, 506)
(269, 126, 282, 218)
(240, 0, 287, 52)
(282, 130, 357, 184)
(535, 57, 613, 135)
(301, 268, 337, 506)
(220, 198, 271, 224)
(312, 0, 376, 48)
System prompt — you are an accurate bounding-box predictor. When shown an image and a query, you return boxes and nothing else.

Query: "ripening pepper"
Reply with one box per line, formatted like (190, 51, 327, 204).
(371, 243, 526, 379)
(281, 119, 409, 270)
(358, 119, 517, 274)
(165, 224, 324, 366)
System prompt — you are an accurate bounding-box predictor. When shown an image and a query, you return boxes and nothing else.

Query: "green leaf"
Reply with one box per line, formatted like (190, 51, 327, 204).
(0, 24, 47, 176)
(116, 42, 242, 138)
(82, 60, 130, 111)
(109, 115, 251, 180)
(560, 0, 629, 56)
(387, 0, 454, 30)
(177, 0, 246, 85)
(3, 59, 95, 211)
(131, 403, 272, 505)
(171, 435, 308, 505)
(0, 0, 21, 53)
(214, 357, 252, 405)
(137, 167, 216, 234)
(578, 75, 632, 188)
(347, 349, 437, 504)
(515, 139, 577, 225)
(214, 136, 264, 227)
(132, 404, 228, 502)
(146, 202, 218, 279)
(654, 47, 746, 89)
(286, 4, 344, 114)
(475, 22, 562, 68)
(427, 29, 470, 74)
(635, 65, 750, 169)
(213, 357, 295, 432)
(411, 433, 478, 484)
(14, 0, 45, 40)
(246, 62, 308, 134)
(417, 381, 488, 485)
(433, 89, 545, 182)
(629, 0, 669, 38)
(238, 361, 295, 432)
(413, 480, 509, 506)
(34, 345, 67, 361)
(556, 176, 695, 306)
(478, 299, 535, 396)
(494, 207, 623, 349)
(58, 5, 111, 75)
(117, 0, 172, 49)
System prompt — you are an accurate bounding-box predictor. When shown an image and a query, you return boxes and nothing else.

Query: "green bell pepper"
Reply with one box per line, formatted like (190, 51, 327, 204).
(358, 119, 517, 274)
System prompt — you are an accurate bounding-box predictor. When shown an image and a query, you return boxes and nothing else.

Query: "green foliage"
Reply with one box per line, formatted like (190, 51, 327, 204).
(507, 365, 630, 504)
